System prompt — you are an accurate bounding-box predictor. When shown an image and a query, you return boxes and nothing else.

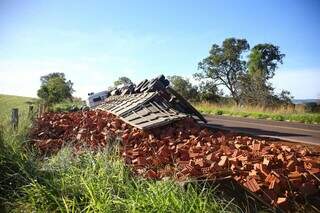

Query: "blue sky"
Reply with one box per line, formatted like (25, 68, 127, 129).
(0, 0, 319, 99)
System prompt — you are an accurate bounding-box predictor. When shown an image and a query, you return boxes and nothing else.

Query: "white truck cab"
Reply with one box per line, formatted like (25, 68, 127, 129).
(87, 90, 109, 107)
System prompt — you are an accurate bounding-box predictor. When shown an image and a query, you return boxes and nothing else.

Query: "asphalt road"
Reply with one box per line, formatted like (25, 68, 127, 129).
(203, 115, 320, 145)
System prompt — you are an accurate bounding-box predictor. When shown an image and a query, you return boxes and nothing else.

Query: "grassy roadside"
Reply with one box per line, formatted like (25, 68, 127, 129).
(0, 95, 238, 212)
(194, 102, 320, 124)
(0, 94, 38, 121)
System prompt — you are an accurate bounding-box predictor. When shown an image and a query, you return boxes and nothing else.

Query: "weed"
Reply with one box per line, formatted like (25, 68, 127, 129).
(194, 102, 320, 124)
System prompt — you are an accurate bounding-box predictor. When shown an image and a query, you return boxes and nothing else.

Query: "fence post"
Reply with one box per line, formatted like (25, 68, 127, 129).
(28, 105, 34, 118)
(38, 104, 43, 118)
(11, 108, 19, 130)
(37, 104, 40, 118)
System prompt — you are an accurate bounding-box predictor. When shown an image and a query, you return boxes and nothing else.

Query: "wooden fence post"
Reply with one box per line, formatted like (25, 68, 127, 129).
(38, 104, 43, 118)
(11, 108, 19, 130)
(28, 105, 34, 118)
(37, 104, 40, 118)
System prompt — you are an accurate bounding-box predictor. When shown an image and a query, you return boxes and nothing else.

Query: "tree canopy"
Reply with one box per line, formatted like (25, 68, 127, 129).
(195, 38, 290, 106)
(113, 77, 133, 86)
(198, 81, 221, 102)
(37, 72, 74, 104)
(240, 44, 286, 106)
(168, 75, 198, 101)
(248, 44, 285, 80)
(195, 38, 250, 104)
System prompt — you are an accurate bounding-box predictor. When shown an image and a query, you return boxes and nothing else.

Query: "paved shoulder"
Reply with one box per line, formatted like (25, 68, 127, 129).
(204, 115, 320, 145)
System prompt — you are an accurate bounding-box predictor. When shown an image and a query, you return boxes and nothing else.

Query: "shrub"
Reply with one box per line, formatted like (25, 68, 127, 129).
(51, 100, 85, 112)
(270, 115, 284, 121)
(215, 110, 224, 115)
(304, 102, 319, 113)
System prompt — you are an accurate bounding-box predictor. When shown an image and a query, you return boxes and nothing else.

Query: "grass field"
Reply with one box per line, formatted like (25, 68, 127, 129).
(194, 102, 320, 124)
(0, 94, 238, 212)
(0, 94, 38, 121)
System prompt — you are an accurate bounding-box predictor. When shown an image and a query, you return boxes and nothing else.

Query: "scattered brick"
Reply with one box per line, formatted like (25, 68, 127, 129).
(244, 177, 260, 192)
(144, 169, 159, 179)
(218, 156, 228, 167)
(252, 142, 261, 152)
(30, 110, 320, 211)
(277, 197, 287, 205)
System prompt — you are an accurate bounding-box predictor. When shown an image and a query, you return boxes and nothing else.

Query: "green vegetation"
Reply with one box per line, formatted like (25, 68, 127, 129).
(0, 95, 237, 212)
(35, 72, 85, 112)
(114, 76, 133, 87)
(168, 75, 199, 101)
(6, 147, 236, 212)
(50, 99, 85, 112)
(0, 94, 37, 121)
(195, 38, 291, 106)
(37, 72, 74, 105)
(195, 102, 320, 124)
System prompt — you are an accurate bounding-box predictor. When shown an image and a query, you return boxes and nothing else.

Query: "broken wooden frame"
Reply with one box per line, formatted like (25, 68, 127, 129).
(96, 75, 207, 130)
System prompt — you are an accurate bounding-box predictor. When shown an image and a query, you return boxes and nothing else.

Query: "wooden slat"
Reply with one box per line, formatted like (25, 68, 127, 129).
(97, 92, 188, 130)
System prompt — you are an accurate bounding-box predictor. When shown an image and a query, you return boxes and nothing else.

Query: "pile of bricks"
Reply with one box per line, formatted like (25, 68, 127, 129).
(31, 110, 125, 152)
(30, 110, 320, 210)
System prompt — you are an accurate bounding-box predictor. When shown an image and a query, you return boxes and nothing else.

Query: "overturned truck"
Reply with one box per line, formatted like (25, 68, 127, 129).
(94, 75, 206, 130)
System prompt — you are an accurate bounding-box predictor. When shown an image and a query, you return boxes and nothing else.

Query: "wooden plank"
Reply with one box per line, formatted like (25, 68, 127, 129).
(113, 93, 156, 116)
(97, 91, 189, 130)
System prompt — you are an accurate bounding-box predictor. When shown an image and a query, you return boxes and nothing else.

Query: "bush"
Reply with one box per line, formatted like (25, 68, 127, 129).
(304, 102, 319, 113)
(253, 113, 269, 119)
(271, 115, 285, 121)
(50, 100, 85, 112)
(215, 110, 224, 115)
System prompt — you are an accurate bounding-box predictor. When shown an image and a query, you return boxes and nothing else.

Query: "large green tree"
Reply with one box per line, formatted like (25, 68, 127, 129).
(168, 75, 199, 101)
(247, 44, 285, 80)
(198, 81, 221, 102)
(240, 44, 286, 106)
(37, 72, 74, 104)
(195, 38, 250, 104)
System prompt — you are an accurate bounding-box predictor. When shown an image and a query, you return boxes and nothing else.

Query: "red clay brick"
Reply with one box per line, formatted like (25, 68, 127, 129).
(195, 158, 205, 167)
(132, 157, 147, 166)
(244, 177, 261, 192)
(144, 169, 159, 179)
(252, 142, 261, 152)
(218, 156, 228, 167)
(277, 197, 287, 205)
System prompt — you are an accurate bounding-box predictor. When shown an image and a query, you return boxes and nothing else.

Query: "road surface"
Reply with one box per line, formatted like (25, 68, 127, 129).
(203, 115, 320, 145)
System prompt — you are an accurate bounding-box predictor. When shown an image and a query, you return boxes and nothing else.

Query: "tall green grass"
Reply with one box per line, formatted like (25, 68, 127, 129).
(11, 147, 237, 212)
(194, 102, 320, 124)
(0, 112, 37, 211)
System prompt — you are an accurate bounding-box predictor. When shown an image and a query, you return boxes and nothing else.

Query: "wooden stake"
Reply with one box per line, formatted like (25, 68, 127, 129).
(11, 108, 19, 130)
(28, 105, 34, 118)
